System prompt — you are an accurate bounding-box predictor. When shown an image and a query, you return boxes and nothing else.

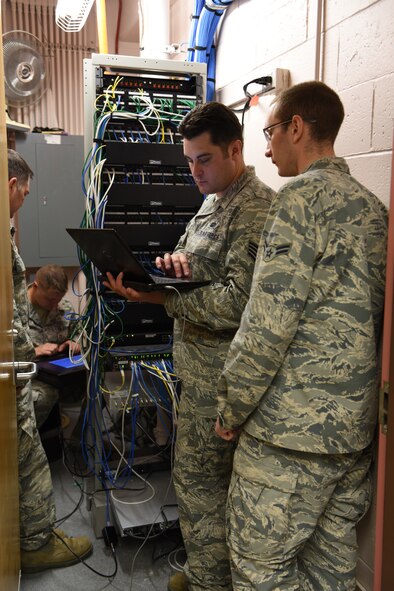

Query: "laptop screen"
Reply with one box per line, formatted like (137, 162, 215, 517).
(66, 227, 151, 282)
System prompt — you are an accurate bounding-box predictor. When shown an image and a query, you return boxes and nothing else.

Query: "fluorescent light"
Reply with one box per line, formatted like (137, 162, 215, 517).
(55, 0, 96, 32)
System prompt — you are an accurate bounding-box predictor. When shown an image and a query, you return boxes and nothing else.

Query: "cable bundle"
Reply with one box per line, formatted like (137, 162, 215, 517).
(187, 0, 205, 62)
(71, 90, 183, 519)
(186, 0, 234, 100)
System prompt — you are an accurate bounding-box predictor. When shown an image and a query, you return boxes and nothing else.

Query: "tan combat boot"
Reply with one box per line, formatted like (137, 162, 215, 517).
(167, 571, 189, 591)
(21, 530, 93, 573)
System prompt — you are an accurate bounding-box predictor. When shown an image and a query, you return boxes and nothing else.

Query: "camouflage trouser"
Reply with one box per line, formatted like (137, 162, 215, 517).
(227, 433, 372, 591)
(32, 379, 59, 428)
(173, 387, 235, 591)
(18, 423, 56, 550)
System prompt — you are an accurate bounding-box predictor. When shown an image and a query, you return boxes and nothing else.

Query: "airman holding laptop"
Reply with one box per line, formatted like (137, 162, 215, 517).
(104, 102, 275, 591)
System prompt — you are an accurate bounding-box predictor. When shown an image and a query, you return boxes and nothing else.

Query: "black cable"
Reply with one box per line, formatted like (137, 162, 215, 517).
(90, 485, 149, 496)
(242, 76, 273, 98)
(232, 76, 274, 130)
(152, 531, 184, 563)
(61, 435, 95, 478)
(241, 96, 251, 130)
(53, 530, 118, 579)
(125, 528, 166, 540)
(54, 485, 84, 528)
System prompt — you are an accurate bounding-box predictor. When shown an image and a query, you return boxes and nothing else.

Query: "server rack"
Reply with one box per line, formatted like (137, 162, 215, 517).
(81, 54, 206, 537)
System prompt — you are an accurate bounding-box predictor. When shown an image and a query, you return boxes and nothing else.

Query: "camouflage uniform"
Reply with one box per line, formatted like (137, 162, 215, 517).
(28, 291, 78, 427)
(11, 226, 56, 551)
(164, 166, 275, 591)
(217, 158, 388, 590)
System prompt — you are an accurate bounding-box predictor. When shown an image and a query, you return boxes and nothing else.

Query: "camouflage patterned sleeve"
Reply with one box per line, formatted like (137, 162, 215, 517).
(216, 186, 317, 428)
(164, 196, 272, 331)
(13, 296, 36, 363)
(11, 233, 36, 364)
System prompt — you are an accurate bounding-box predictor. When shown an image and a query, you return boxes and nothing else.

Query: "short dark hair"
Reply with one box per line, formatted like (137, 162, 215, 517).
(272, 81, 345, 143)
(178, 101, 243, 151)
(35, 265, 68, 294)
(8, 149, 34, 184)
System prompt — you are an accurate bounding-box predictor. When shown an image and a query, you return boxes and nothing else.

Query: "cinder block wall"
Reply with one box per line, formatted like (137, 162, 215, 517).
(215, 0, 393, 209)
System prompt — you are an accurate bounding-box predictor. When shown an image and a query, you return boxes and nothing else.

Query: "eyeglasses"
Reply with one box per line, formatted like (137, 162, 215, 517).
(263, 118, 317, 142)
(263, 119, 293, 142)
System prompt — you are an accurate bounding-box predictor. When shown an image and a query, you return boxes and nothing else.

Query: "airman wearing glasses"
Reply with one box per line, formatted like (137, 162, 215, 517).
(215, 81, 388, 590)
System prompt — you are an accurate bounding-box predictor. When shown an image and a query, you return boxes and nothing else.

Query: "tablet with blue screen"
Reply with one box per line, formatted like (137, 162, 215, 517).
(37, 354, 85, 377)
(48, 355, 84, 369)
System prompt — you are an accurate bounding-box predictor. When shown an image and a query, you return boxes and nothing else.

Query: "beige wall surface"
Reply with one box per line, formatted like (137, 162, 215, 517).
(214, 0, 393, 209)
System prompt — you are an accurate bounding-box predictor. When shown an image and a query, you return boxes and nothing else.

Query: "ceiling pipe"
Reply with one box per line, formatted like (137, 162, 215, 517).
(96, 0, 108, 54)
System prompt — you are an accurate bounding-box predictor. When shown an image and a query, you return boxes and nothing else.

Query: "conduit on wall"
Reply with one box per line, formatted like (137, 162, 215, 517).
(314, 0, 324, 81)
(187, 0, 233, 101)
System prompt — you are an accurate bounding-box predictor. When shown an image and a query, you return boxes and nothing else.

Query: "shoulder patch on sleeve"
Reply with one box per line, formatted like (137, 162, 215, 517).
(263, 239, 290, 262)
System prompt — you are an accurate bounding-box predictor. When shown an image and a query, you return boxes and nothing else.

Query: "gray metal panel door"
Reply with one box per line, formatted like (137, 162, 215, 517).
(16, 134, 84, 267)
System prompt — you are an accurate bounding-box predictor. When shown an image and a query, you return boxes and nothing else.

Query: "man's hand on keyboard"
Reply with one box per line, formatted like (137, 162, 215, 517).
(155, 252, 191, 278)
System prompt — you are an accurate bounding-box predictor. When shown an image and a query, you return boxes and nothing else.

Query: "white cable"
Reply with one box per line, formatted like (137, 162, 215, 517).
(110, 470, 156, 505)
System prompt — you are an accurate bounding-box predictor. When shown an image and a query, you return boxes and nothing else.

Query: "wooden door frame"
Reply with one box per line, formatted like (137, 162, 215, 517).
(0, 2, 21, 589)
(378, 135, 394, 591)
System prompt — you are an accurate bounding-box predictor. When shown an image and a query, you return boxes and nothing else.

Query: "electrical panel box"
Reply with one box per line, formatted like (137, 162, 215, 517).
(15, 133, 85, 267)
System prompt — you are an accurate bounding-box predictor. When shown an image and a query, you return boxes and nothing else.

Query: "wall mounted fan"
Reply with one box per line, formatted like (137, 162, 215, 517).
(2, 30, 50, 108)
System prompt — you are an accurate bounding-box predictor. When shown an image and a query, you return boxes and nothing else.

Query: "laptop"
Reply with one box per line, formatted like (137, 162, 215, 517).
(66, 227, 211, 292)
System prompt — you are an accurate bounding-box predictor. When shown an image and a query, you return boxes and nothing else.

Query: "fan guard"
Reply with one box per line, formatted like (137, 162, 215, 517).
(3, 30, 49, 107)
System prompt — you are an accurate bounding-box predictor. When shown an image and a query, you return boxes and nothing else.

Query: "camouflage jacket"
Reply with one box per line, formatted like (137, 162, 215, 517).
(27, 287, 75, 347)
(11, 225, 36, 431)
(217, 157, 388, 453)
(165, 166, 275, 415)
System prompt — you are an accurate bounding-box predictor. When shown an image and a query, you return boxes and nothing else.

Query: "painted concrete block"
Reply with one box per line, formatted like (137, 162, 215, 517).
(336, 82, 374, 156)
(325, 0, 379, 29)
(373, 74, 394, 151)
(337, 2, 394, 88)
(346, 152, 392, 207)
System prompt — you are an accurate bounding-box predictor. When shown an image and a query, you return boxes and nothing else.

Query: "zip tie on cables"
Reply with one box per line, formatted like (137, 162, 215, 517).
(204, 4, 223, 14)
(206, 43, 216, 57)
(93, 138, 105, 145)
(213, 0, 233, 5)
(205, 0, 231, 10)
